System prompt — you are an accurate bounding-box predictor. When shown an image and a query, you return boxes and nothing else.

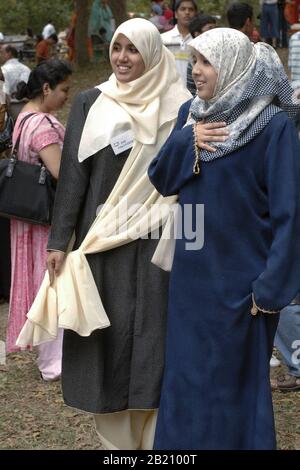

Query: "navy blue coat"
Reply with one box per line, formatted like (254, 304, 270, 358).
(148, 100, 300, 450)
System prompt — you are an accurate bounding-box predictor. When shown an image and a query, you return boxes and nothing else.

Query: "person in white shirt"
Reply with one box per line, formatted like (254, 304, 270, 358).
(160, 0, 197, 85)
(1, 45, 31, 121)
(42, 20, 56, 40)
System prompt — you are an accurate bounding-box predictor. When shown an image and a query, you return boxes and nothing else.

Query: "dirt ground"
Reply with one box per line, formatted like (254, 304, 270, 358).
(1, 300, 300, 450)
(0, 51, 299, 451)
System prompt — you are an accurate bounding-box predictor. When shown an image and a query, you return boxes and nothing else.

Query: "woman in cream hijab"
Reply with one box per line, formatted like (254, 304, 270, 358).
(43, 18, 190, 450)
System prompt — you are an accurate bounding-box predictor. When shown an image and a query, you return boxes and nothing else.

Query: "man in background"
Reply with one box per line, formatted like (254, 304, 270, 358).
(227, 2, 261, 42)
(161, 0, 197, 85)
(42, 20, 56, 39)
(0, 45, 30, 121)
(227, 2, 254, 37)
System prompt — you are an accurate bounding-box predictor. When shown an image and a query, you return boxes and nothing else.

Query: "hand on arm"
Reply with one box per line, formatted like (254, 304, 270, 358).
(195, 121, 229, 152)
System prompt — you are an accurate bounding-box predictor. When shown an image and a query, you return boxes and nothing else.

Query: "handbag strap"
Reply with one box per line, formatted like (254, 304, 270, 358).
(12, 113, 36, 156)
(12, 113, 57, 158)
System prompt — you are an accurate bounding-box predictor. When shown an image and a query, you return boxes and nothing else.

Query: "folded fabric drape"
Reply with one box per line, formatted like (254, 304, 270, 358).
(151, 203, 179, 272)
(16, 137, 177, 347)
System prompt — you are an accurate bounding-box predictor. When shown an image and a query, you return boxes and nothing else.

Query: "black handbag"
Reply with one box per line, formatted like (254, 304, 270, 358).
(0, 115, 14, 153)
(0, 113, 56, 225)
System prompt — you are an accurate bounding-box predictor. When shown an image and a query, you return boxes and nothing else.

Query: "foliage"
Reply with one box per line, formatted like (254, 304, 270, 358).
(127, 0, 149, 16)
(0, 1, 263, 35)
(127, 0, 261, 25)
(0, 0, 73, 35)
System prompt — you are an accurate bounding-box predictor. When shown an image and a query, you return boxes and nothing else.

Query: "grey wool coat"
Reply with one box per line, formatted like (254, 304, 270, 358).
(48, 88, 169, 414)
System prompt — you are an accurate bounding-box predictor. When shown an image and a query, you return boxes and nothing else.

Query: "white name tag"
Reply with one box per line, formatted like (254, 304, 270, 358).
(110, 130, 134, 155)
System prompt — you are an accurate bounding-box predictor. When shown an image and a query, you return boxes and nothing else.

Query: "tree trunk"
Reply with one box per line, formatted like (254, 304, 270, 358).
(75, 0, 90, 67)
(109, 0, 127, 27)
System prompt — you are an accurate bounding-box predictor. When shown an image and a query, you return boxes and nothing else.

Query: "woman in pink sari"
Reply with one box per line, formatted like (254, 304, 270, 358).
(6, 59, 72, 380)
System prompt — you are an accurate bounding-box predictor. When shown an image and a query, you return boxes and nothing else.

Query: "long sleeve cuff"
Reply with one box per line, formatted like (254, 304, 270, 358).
(250, 293, 281, 316)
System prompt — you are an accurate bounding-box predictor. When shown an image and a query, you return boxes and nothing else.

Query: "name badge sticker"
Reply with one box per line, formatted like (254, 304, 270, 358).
(111, 130, 134, 155)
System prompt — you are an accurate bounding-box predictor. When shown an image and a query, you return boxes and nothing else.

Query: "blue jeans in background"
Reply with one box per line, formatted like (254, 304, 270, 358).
(275, 302, 300, 377)
(260, 4, 279, 39)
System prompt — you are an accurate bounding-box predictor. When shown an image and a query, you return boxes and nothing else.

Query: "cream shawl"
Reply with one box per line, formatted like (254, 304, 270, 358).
(16, 18, 190, 347)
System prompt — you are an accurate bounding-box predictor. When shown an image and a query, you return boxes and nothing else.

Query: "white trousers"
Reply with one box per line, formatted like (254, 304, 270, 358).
(37, 328, 63, 381)
(94, 409, 157, 450)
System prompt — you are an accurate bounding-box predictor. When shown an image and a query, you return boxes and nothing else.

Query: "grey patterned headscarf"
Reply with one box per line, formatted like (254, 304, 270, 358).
(187, 28, 300, 162)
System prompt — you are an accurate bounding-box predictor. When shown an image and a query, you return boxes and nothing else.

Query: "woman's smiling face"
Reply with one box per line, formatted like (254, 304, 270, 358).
(111, 34, 146, 83)
(191, 50, 218, 101)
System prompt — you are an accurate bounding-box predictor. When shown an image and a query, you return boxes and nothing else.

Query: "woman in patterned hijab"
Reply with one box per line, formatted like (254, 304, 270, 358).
(189, 27, 300, 161)
(149, 28, 300, 450)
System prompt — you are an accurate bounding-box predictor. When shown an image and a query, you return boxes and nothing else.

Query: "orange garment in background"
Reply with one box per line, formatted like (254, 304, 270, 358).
(67, 12, 93, 61)
(36, 39, 49, 64)
(67, 12, 77, 61)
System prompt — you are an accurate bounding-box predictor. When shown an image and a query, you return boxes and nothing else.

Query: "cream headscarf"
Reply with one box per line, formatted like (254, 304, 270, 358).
(16, 18, 190, 348)
(79, 17, 190, 160)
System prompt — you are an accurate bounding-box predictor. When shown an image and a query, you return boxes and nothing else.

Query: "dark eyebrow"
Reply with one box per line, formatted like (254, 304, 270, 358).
(113, 41, 135, 47)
